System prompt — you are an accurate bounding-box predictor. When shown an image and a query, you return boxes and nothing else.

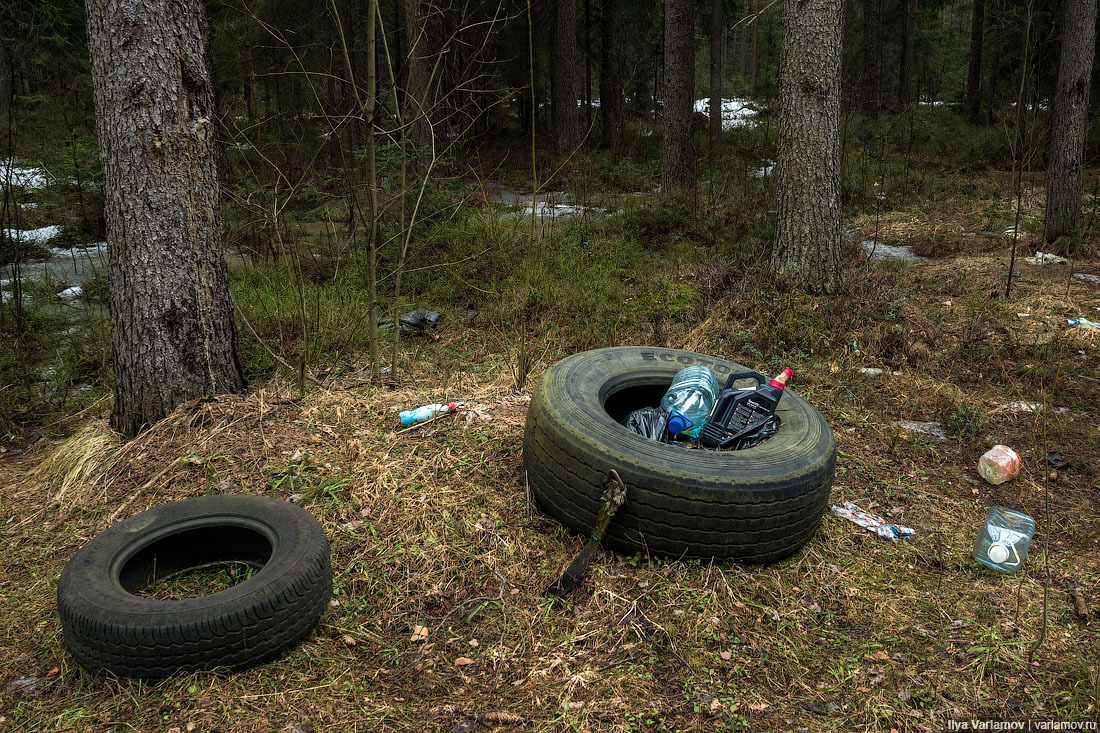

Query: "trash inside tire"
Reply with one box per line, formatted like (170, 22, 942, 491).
(523, 347, 836, 562)
(57, 495, 332, 678)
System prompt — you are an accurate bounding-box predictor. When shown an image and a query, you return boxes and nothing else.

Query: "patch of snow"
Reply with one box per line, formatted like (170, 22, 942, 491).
(751, 160, 774, 178)
(862, 240, 927, 262)
(58, 285, 83, 299)
(0, 161, 52, 190)
(4, 225, 64, 246)
(1073, 273, 1100, 285)
(693, 97, 759, 130)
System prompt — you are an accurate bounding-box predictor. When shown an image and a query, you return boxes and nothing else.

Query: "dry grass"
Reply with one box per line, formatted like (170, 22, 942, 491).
(1, 231, 1099, 731)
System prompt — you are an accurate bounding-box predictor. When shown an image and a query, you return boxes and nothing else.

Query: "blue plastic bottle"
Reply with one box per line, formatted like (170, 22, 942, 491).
(659, 366, 720, 439)
(973, 507, 1035, 573)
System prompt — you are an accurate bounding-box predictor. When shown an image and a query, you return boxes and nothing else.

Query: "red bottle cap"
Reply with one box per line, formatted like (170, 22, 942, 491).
(768, 367, 792, 390)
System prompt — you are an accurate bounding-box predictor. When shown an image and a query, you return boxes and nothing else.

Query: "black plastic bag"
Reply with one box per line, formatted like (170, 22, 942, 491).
(624, 406, 670, 443)
(719, 415, 780, 450)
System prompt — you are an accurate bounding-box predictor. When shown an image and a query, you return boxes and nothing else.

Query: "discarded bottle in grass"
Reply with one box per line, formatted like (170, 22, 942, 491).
(659, 366, 720, 439)
(399, 402, 457, 426)
(698, 367, 792, 449)
(973, 507, 1035, 573)
(977, 445, 1021, 485)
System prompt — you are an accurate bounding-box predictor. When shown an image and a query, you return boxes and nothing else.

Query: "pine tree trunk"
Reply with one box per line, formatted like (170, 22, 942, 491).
(897, 0, 915, 109)
(709, 0, 724, 159)
(861, 0, 879, 115)
(85, 0, 246, 436)
(661, 0, 694, 190)
(552, 0, 581, 151)
(0, 39, 12, 125)
(404, 0, 435, 153)
(599, 0, 623, 148)
(750, 0, 760, 96)
(740, 0, 750, 77)
(772, 0, 843, 293)
(966, 0, 984, 124)
(1044, 0, 1096, 245)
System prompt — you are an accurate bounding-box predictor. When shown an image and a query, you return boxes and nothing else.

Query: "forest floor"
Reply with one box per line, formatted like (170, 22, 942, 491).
(2, 173, 1100, 731)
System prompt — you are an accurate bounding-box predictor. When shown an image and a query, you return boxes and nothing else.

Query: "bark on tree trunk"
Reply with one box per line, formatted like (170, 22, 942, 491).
(709, 0, 724, 159)
(85, 0, 246, 436)
(750, 0, 760, 96)
(599, 0, 624, 148)
(861, 0, 879, 115)
(897, 0, 915, 109)
(740, 0, 750, 77)
(404, 0, 436, 153)
(1044, 0, 1096, 245)
(661, 0, 694, 190)
(966, 0, 984, 124)
(552, 0, 581, 151)
(772, 0, 843, 293)
(0, 39, 12, 126)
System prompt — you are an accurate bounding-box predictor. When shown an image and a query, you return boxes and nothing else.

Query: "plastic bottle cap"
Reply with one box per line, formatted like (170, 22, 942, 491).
(667, 414, 688, 434)
(987, 543, 1010, 564)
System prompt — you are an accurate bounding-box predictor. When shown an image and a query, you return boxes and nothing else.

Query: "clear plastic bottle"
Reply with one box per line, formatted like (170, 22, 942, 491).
(973, 507, 1035, 573)
(659, 366, 720, 439)
(399, 402, 456, 426)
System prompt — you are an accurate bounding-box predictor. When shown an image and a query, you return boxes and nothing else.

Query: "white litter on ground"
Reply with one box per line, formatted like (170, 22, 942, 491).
(1074, 273, 1100, 285)
(895, 421, 947, 440)
(693, 98, 759, 130)
(1024, 251, 1067, 265)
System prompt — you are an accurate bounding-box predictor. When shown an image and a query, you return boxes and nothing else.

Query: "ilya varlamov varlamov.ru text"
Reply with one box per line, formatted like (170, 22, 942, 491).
(946, 722, 1097, 731)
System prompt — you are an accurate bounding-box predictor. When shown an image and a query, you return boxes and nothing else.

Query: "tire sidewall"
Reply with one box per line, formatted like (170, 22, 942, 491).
(59, 495, 325, 623)
(531, 346, 835, 497)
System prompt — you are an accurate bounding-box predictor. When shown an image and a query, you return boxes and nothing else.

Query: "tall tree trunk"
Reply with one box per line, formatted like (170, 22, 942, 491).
(966, 0, 984, 123)
(897, 0, 915, 109)
(599, 0, 623, 148)
(404, 0, 435, 153)
(552, 0, 581, 151)
(772, 0, 843, 293)
(740, 0, 750, 77)
(709, 0, 724, 159)
(1044, 0, 1096, 245)
(661, 0, 694, 189)
(585, 0, 592, 129)
(861, 0, 879, 115)
(0, 39, 12, 126)
(750, 0, 760, 96)
(85, 0, 246, 436)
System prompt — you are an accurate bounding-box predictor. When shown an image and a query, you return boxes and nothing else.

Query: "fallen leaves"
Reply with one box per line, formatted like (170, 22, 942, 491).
(454, 657, 474, 666)
(410, 625, 429, 643)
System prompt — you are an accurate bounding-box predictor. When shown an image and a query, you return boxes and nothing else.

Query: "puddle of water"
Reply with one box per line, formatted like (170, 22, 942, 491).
(693, 98, 759, 130)
(862, 240, 927, 262)
(481, 182, 600, 221)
